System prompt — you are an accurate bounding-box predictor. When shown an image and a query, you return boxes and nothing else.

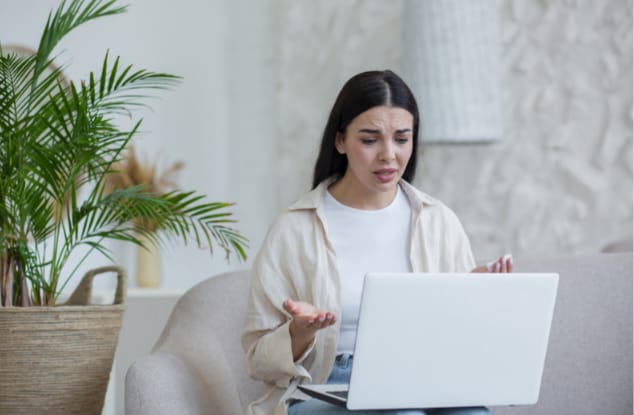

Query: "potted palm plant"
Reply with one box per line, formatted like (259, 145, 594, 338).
(0, 0, 247, 413)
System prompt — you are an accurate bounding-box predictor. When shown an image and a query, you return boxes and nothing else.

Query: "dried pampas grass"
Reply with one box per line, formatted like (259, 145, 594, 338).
(106, 145, 184, 231)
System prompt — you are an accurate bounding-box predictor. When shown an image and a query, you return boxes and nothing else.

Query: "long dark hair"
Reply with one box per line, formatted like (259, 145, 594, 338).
(312, 70, 420, 189)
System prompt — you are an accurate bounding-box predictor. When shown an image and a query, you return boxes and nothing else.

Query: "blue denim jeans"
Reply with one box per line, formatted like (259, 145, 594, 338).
(288, 354, 490, 415)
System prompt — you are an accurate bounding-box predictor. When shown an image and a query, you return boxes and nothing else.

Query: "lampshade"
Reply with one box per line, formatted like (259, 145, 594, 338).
(402, 0, 503, 143)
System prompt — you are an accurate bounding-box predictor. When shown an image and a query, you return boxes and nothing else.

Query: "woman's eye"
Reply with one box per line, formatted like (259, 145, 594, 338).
(361, 138, 377, 144)
(396, 137, 410, 144)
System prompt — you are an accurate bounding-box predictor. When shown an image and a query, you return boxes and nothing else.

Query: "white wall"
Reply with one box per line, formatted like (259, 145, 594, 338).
(1, 0, 632, 295)
(0, 0, 279, 293)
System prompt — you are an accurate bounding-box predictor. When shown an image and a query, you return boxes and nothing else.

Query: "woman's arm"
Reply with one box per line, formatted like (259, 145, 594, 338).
(242, 212, 334, 385)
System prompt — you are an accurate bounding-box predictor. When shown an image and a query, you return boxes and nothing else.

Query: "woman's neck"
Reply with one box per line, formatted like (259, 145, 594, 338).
(328, 176, 398, 210)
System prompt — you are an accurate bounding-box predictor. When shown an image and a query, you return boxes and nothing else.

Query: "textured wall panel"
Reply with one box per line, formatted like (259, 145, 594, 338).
(276, 0, 632, 259)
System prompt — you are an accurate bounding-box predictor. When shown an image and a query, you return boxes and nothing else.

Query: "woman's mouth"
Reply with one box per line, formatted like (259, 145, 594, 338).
(374, 169, 397, 183)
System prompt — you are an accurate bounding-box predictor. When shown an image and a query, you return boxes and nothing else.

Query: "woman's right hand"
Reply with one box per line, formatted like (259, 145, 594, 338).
(283, 299, 336, 360)
(283, 299, 337, 331)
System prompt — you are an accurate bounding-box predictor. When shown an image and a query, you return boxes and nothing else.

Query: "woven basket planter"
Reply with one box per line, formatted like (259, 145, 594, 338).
(0, 266, 127, 415)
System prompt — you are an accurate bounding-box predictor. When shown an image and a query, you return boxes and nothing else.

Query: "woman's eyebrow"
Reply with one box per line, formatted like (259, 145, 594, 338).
(357, 128, 412, 134)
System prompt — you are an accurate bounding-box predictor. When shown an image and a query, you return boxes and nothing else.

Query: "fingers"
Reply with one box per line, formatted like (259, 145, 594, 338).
(283, 298, 313, 316)
(306, 312, 337, 329)
(486, 254, 513, 273)
(283, 299, 296, 314)
(470, 265, 487, 273)
(502, 254, 513, 272)
(297, 312, 336, 331)
(283, 299, 337, 330)
(486, 258, 498, 272)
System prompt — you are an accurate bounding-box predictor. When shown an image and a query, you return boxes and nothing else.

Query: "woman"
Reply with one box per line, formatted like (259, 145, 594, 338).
(242, 70, 512, 415)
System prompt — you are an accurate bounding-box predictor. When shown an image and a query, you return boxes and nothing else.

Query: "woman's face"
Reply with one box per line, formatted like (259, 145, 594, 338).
(335, 106, 414, 197)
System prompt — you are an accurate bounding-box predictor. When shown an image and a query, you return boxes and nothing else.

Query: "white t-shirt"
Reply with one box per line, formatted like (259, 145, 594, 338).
(323, 184, 413, 354)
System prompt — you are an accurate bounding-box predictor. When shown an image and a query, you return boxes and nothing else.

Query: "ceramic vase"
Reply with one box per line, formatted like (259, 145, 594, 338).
(135, 234, 161, 288)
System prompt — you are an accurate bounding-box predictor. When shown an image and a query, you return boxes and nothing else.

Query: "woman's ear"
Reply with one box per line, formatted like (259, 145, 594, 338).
(335, 132, 346, 154)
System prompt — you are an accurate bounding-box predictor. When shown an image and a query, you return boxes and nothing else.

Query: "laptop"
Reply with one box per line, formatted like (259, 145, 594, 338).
(298, 272, 559, 410)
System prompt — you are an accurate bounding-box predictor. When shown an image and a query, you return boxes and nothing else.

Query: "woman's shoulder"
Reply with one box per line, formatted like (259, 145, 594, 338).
(268, 207, 313, 234)
(400, 181, 444, 209)
(264, 189, 323, 241)
(400, 181, 463, 224)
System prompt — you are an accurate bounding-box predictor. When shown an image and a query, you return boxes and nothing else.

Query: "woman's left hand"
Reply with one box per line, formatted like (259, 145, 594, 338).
(471, 254, 513, 273)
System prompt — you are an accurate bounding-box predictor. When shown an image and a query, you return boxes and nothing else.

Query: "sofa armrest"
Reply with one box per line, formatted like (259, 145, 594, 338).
(125, 351, 213, 415)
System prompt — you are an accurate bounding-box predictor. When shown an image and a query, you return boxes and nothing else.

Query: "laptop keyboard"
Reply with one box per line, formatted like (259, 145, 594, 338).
(329, 390, 349, 400)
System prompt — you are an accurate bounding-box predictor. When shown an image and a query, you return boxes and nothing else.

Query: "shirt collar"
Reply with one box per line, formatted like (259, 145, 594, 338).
(288, 177, 437, 212)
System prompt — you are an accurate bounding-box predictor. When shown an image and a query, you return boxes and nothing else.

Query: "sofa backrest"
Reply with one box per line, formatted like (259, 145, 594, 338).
(492, 252, 633, 415)
(152, 269, 267, 413)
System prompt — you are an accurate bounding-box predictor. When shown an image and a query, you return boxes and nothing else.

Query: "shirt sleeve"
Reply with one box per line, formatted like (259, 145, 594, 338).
(452, 215, 476, 272)
(241, 218, 316, 387)
(438, 203, 477, 272)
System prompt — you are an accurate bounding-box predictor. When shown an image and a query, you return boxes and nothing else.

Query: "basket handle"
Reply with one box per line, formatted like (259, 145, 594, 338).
(64, 266, 127, 306)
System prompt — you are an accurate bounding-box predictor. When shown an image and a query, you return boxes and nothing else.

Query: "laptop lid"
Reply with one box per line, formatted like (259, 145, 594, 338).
(342, 272, 558, 410)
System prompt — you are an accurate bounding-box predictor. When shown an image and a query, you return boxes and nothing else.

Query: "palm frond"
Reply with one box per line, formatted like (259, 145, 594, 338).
(86, 51, 181, 115)
(34, 0, 127, 83)
(0, 53, 36, 132)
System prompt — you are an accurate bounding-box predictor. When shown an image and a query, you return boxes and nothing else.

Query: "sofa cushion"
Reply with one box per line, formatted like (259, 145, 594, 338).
(492, 253, 633, 415)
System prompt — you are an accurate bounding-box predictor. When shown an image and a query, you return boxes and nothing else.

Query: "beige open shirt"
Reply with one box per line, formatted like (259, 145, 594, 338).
(241, 179, 476, 415)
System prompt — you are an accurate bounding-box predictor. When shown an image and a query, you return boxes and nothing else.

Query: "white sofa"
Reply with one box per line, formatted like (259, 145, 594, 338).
(125, 253, 633, 415)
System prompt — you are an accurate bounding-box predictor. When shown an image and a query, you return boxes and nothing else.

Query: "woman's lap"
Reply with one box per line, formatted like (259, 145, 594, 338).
(288, 355, 489, 415)
(288, 399, 489, 415)
(288, 398, 425, 414)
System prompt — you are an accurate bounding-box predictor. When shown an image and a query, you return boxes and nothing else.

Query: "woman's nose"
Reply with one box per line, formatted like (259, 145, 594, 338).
(379, 141, 395, 161)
